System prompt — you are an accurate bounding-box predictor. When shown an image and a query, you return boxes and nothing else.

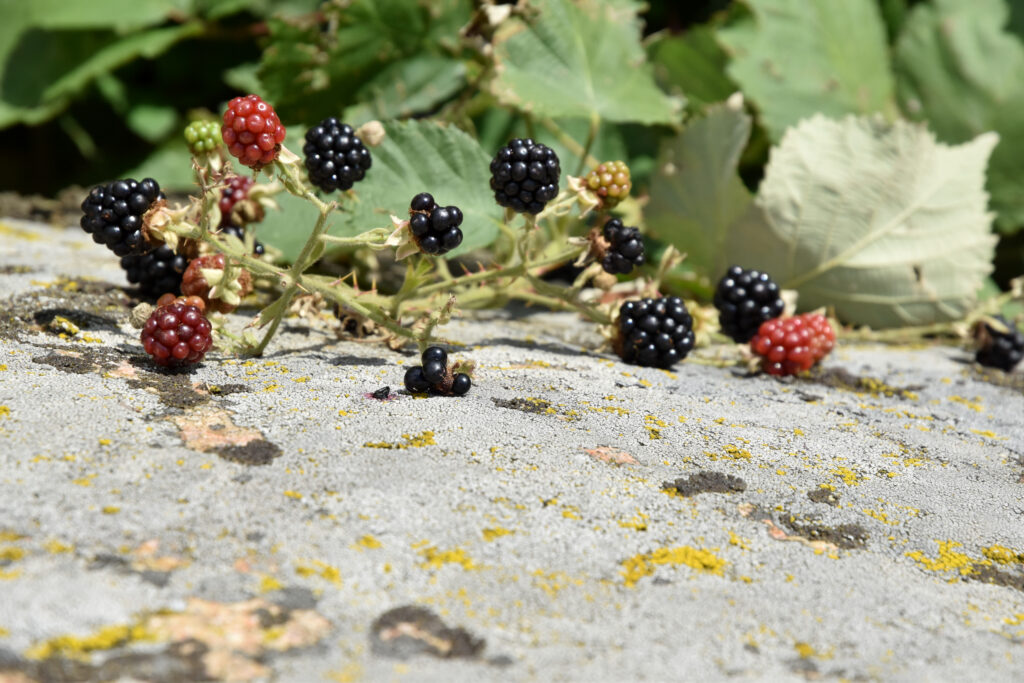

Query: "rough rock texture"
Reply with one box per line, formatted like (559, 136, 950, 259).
(1, 218, 1023, 681)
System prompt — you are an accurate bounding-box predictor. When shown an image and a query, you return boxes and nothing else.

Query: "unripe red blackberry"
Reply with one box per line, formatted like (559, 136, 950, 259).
(601, 219, 645, 275)
(408, 193, 463, 256)
(303, 117, 372, 192)
(489, 138, 560, 215)
(141, 302, 213, 367)
(585, 161, 631, 208)
(121, 245, 188, 298)
(975, 316, 1024, 371)
(218, 176, 255, 227)
(750, 313, 835, 376)
(714, 266, 786, 343)
(616, 297, 695, 368)
(221, 94, 286, 168)
(80, 178, 163, 256)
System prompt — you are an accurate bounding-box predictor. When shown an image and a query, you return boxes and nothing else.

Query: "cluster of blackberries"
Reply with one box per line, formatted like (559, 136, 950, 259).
(489, 138, 560, 215)
(601, 219, 645, 275)
(976, 316, 1024, 371)
(121, 246, 189, 298)
(404, 346, 472, 396)
(714, 266, 786, 343)
(409, 193, 464, 256)
(617, 297, 696, 369)
(303, 117, 372, 193)
(80, 178, 163, 256)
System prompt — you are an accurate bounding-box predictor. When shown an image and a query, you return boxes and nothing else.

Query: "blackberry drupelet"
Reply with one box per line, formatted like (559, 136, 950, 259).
(80, 178, 162, 256)
(489, 138, 560, 215)
(141, 301, 213, 367)
(303, 117, 372, 193)
(408, 193, 464, 256)
(601, 219, 645, 275)
(975, 316, 1024, 371)
(714, 265, 785, 343)
(617, 297, 695, 369)
(121, 245, 188, 298)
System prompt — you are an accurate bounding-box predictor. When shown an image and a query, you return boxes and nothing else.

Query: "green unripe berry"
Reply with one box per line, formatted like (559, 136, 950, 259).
(184, 120, 221, 156)
(585, 160, 631, 208)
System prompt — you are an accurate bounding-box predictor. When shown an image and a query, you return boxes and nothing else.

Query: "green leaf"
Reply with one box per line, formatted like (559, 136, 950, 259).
(490, 0, 681, 124)
(0, 22, 201, 129)
(645, 102, 753, 278)
(257, 0, 471, 124)
(253, 191, 321, 263)
(333, 120, 504, 259)
(894, 0, 1024, 233)
(125, 103, 179, 142)
(729, 115, 998, 328)
(649, 26, 737, 111)
(343, 56, 466, 126)
(718, 0, 897, 141)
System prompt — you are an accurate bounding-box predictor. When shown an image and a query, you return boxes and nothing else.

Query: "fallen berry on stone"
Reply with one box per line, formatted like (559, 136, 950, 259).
(80, 178, 163, 256)
(141, 301, 213, 367)
(616, 296, 696, 369)
(974, 316, 1024, 371)
(403, 346, 472, 396)
(121, 244, 188, 298)
(714, 265, 786, 343)
(221, 94, 286, 168)
(585, 160, 631, 208)
(372, 386, 391, 400)
(750, 312, 835, 376)
(490, 138, 560, 215)
(303, 117, 372, 193)
(601, 218, 645, 275)
(408, 193, 463, 256)
(184, 120, 221, 156)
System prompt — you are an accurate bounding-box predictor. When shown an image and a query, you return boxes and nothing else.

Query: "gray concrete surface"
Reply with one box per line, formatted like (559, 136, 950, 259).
(1, 217, 1024, 682)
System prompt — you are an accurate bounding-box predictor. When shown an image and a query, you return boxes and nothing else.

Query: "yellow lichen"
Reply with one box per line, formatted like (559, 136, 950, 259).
(982, 544, 1024, 565)
(905, 540, 989, 576)
(25, 623, 155, 660)
(482, 527, 513, 541)
(419, 546, 477, 571)
(355, 534, 382, 549)
(621, 546, 726, 587)
(363, 430, 436, 449)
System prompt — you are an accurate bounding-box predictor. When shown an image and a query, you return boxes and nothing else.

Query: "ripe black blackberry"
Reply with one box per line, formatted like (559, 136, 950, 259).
(489, 138, 559, 215)
(616, 296, 695, 369)
(408, 193, 464, 256)
(303, 118, 372, 193)
(975, 316, 1024, 371)
(601, 219, 645, 275)
(220, 224, 265, 256)
(714, 265, 785, 343)
(80, 178, 163, 256)
(121, 245, 188, 298)
(403, 346, 472, 396)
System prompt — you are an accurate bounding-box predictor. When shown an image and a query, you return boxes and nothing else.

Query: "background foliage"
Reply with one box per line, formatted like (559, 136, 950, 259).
(1, 0, 1021, 327)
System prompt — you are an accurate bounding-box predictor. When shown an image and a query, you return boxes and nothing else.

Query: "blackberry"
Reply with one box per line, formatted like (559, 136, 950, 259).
(489, 138, 559, 215)
(221, 94, 286, 168)
(303, 117, 372, 193)
(218, 176, 255, 227)
(184, 120, 221, 156)
(601, 219, 645, 275)
(585, 160, 631, 208)
(403, 346, 472, 396)
(141, 301, 213, 367)
(750, 313, 835, 376)
(975, 316, 1024, 371)
(121, 245, 188, 298)
(714, 265, 785, 343)
(219, 224, 265, 256)
(616, 297, 695, 369)
(408, 193, 464, 256)
(80, 178, 162, 256)
(180, 253, 253, 314)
